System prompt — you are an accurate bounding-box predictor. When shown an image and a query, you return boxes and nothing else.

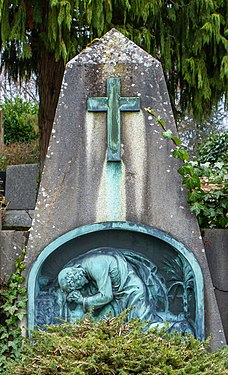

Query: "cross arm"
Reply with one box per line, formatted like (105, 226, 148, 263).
(120, 97, 140, 112)
(87, 97, 108, 112)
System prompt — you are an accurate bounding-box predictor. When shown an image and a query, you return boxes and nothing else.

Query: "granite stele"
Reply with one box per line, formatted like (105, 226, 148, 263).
(27, 29, 225, 349)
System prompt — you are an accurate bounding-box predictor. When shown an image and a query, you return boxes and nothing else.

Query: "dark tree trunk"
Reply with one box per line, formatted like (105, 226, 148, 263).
(38, 48, 65, 170)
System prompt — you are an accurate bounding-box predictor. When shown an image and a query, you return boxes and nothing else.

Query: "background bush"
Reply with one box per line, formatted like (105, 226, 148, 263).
(0, 97, 38, 144)
(7, 312, 228, 375)
(197, 131, 228, 164)
(0, 142, 39, 171)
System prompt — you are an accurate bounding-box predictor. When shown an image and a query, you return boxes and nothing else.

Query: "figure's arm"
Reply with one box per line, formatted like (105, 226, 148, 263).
(83, 259, 113, 311)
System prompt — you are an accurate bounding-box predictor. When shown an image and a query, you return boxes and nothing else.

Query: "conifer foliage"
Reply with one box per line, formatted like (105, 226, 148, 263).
(0, 1, 227, 165)
(7, 313, 228, 374)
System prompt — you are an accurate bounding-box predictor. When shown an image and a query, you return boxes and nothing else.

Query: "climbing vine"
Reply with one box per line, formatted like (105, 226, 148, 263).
(145, 108, 228, 229)
(0, 249, 27, 373)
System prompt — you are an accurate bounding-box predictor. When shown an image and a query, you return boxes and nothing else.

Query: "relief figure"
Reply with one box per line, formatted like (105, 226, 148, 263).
(58, 248, 166, 323)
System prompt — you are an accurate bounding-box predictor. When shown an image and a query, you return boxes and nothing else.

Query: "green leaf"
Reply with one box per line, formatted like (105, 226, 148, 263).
(188, 189, 204, 203)
(171, 136, 182, 146)
(173, 148, 189, 161)
(163, 129, 173, 139)
(183, 175, 201, 189)
(190, 202, 205, 216)
(157, 117, 166, 129)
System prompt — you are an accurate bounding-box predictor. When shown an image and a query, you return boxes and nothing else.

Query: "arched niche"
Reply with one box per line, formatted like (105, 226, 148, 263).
(28, 221, 204, 339)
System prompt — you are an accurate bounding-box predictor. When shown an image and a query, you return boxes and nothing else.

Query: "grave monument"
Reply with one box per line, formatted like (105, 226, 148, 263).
(26, 29, 225, 349)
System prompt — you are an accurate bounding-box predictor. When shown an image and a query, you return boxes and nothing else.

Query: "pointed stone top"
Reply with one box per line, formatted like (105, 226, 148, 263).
(68, 28, 158, 67)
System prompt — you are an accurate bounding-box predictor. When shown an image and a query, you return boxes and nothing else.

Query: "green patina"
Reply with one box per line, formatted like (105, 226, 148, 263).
(106, 162, 123, 220)
(27, 221, 204, 340)
(88, 78, 140, 161)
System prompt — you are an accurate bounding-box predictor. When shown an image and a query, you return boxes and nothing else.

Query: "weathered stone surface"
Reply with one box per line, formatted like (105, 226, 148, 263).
(2, 210, 34, 229)
(203, 229, 228, 291)
(26, 29, 225, 348)
(203, 229, 228, 343)
(0, 230, 28, 279)
(215, 290, 228, 342)
(5, 164, 39, 210)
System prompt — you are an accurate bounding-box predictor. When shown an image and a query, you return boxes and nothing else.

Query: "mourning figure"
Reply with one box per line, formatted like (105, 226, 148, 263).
(35, 248, 196, 336)
(58, 248, 166, 322)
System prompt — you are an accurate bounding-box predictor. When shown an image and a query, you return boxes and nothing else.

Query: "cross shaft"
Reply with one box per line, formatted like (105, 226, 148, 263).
(88, 77, 140, 161)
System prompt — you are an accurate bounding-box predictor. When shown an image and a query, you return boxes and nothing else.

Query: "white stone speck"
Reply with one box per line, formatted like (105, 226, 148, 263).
(148, 115, 152, 120)
(13, 246, 17, 249)
(166, 169, 170, 173)
(52, 129, 56, 134)
(159, 145, 163, 149)
(179, 206, 185, 209)
(202, 249, 205, 253)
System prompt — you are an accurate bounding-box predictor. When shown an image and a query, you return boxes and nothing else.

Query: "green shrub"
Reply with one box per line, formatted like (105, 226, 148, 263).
(198, 131, 228, 164)
(0, 250, 27, 373)
(7, 312, 228, 374)
(0, 142, 40, 171)
(145, 108, 228, 228)
(0, 97, 38, 144)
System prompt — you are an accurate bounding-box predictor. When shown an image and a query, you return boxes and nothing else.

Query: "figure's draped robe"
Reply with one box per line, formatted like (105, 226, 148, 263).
(65, 248, 167, 322)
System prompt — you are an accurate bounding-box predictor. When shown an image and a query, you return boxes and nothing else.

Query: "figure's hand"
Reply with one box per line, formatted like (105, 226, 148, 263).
(67, 291, 83, 304)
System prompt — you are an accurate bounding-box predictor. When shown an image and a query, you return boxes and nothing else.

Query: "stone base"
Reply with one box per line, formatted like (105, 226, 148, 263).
(215, 289, 228, 343)
(0, 230, 28, 280)
(2, 210, 34, 229)
(203, 228, 228, 343)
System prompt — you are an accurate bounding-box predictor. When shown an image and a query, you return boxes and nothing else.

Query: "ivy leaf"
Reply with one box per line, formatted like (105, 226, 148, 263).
(163, 129, 173, 139)
(190, 202, 205, 216)
(171, 136, 182, 146)
(3, 305, 17, 315)
(173, 148, 189, 161)
(157, 117, 166, 129)
(17, 311, 25, 321)
(183, 175, 201, 189)
(178, 164, 194, 177)
(188, 189, 204, 203)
